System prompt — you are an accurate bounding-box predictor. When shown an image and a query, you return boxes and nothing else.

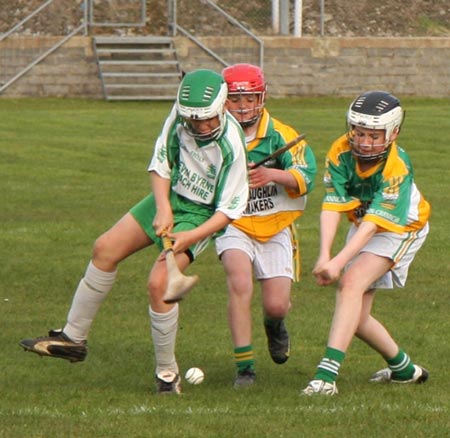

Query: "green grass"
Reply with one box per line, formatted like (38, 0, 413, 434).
(418, 15, 450, 35)
(1, 97, 449, 437)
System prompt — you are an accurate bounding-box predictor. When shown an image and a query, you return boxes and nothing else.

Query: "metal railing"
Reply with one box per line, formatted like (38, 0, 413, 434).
(87, 0, 146, 28)
(168, 0, 264, 69)
(0, 0, 88, 94)
(0, 0, 266, 95)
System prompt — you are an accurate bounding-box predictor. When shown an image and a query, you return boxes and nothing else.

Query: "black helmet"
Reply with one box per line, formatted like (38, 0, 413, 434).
(347, 90, 404, 161)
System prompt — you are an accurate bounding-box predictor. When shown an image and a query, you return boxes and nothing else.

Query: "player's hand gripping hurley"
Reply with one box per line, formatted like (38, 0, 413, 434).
(252, 133, 306, 168)
(161, 134, 305, 303)
(161, 232, 199, 303)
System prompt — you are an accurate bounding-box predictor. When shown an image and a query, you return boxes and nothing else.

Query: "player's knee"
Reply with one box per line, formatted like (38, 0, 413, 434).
(265, 301, 289, 319)
(228, 281, 253, 300)
(92, 233, 117, 269)
(147, 270, 166, 302)
(92, 234, 108, 256)
(338, 270, 358, 291)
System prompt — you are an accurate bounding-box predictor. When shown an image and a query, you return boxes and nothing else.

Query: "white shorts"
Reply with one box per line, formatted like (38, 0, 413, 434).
(346, 222, 429, 289)
(215, 225, 294, 280)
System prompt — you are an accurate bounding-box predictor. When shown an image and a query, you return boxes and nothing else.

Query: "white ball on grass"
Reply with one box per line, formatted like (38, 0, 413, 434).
(185, 367, 204, 385)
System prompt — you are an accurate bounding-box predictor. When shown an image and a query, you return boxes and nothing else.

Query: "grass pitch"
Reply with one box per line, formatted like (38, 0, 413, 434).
(1, 97, 449, 437)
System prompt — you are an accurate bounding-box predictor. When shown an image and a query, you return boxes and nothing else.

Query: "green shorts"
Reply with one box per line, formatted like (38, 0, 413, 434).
(130, 192, 214, 259)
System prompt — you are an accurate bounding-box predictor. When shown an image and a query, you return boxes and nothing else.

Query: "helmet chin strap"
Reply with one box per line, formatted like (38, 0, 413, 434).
(183, 112, 225, 142)
(347, 129, 395, 162)
(239, 115, 260, 128)
(354, 152, 387, 163)
(351, 142, 391, 162)
(230, 105, 263, 129)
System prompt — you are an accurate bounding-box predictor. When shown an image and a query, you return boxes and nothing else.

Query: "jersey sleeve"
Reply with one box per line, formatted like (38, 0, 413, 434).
(284, 140, 317, 197)
(322, 138, 361, 212)
(214, 116, 249, 220)
(148, 105, 178, 178)
(272, 119, 317, 197)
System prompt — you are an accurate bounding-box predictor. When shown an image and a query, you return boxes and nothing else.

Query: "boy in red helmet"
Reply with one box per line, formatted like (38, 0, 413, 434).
(216, 63, 317, 388)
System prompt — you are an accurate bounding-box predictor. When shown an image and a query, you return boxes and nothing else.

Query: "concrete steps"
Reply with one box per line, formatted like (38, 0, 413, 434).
(94, 36, 181, 101)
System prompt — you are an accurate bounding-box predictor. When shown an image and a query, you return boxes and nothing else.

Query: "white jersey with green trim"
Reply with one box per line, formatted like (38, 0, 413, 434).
(148, 105, 249, 220)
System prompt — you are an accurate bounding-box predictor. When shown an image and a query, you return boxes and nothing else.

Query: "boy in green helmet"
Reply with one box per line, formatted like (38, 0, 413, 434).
(20, 69, 249, 394)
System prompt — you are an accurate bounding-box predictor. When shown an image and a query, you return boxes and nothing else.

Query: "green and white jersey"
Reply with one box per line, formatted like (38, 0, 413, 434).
(323, 134, 431, 233)
(149, 105, 248, 220)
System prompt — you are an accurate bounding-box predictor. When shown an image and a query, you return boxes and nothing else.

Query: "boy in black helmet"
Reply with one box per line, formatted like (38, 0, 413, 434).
(302, 91, 431, 396)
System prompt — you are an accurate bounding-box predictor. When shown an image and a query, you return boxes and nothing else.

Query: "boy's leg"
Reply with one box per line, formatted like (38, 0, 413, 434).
(258, 228, 294, 365)
(150, 304, 182, 394)
(148, 252, 191, 394)
(303, 253, 391, 395)
(220, 249, 256, 388)
(358, 294, 428, 383)
(20, 213, 151, 361)
(216, 228, 256, 388)
(64, 261, 117, 342)
(262, 277, 292, 364)
(66, 212, 152, 342)
(355, 264, 429, 383)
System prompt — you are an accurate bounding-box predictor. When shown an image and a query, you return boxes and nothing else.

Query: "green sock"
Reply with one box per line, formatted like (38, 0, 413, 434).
(234, 345, 255, 372)
(386, 349, 415, 380)
(313, 346, 346, 383)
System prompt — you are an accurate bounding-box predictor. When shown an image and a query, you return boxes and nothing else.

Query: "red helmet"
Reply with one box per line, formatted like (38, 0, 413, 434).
(222, 63, 266, 127)
(222, 63, 266, 95)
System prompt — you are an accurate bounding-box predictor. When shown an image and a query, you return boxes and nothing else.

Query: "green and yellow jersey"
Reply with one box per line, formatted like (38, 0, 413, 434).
(232, 108, 317, 242)
(322, 134, 430, 233)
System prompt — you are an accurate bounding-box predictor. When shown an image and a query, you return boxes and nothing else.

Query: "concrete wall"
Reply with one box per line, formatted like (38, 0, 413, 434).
(0, 36, 103, 98)
(1, 35, 449, 98)
(175, 36, 450, 98)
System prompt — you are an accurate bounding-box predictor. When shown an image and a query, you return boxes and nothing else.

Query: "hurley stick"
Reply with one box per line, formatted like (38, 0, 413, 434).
(252, 133, 306, 168)
(161, 232, 199, 303)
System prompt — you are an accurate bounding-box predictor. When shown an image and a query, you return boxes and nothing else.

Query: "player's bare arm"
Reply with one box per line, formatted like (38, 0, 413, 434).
(332, 221, 378, 270)
(247, 165, 298, 190)
(168, 211, 231, 254)
(313, 210, 341, 278)
(150, 171, 173, 235)
(314, 221, 378, 285)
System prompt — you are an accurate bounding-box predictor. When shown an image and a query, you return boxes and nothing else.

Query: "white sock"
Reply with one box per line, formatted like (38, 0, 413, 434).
(64, 261, 116, 342)
(150, 304, 179, 375)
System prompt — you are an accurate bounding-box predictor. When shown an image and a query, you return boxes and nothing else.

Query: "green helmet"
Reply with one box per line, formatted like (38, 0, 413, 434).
(176, 69, 228, 141)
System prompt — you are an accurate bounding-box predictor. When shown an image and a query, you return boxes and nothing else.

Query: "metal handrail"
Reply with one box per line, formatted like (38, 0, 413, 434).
(0, 0, 88, 94)
(0, 24, 85, 94)
(204, 0, 264, 68)
(88, 0, 146, 27)
(0, 0, 54, 42)
(170, 0, 264, 69)
(175, 25, 229, 67)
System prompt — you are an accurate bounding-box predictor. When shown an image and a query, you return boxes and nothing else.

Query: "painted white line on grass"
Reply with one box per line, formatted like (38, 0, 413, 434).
(2, 403, 447, 418)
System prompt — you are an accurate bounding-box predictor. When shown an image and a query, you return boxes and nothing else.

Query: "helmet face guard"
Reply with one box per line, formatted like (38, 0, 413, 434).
(182, 118, 223, 142)
(176, 69, 228, 141)
(347, 90, 404, 161)
(222, 63, 266, 128)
